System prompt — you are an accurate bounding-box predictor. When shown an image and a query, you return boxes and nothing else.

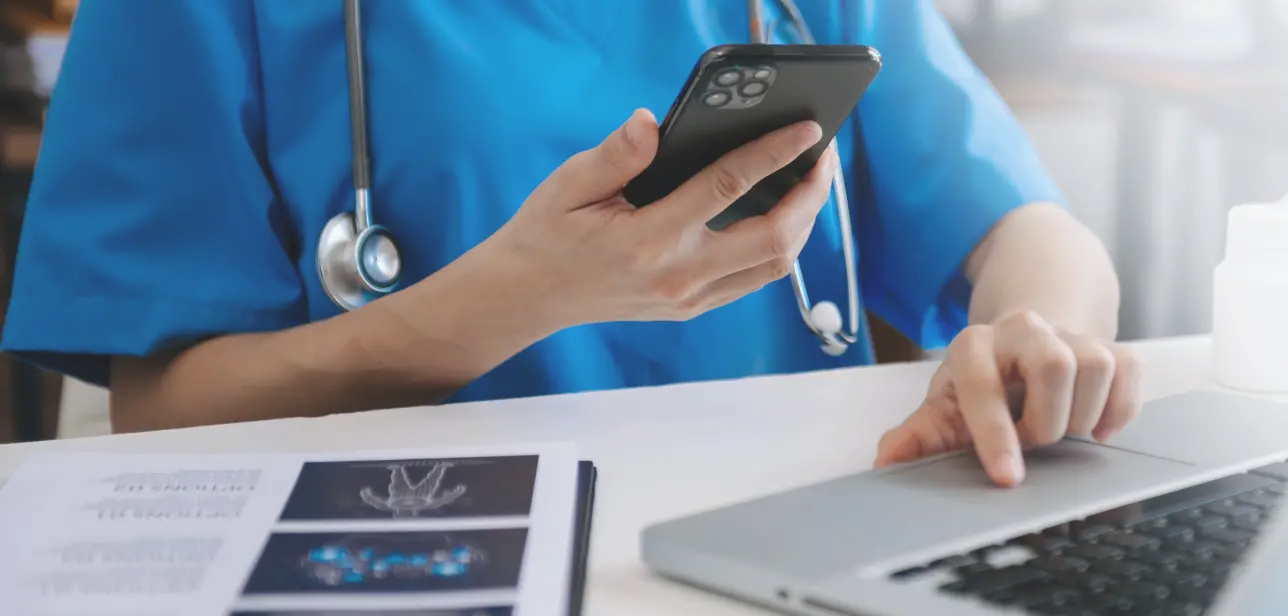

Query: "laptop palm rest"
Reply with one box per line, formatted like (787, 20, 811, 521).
(644, 440, 1195, 587)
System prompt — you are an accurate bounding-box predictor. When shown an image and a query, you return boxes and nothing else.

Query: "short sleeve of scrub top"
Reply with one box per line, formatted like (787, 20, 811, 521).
(845, 0, 1065, 348)
(2, 0, 306, 386)
(1, 0, 1065, 396)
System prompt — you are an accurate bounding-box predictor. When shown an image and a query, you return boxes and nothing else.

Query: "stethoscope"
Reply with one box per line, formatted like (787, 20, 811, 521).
(318, 0, 863, 357)
(317, 0, 402, 311)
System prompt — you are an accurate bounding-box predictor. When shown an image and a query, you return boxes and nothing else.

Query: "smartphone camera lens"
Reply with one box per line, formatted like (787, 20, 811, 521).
(738, 81, 768, 97)
(752, 67, 773, 80)
(714, 69, 743, 87)
(703, 91, 731, 107)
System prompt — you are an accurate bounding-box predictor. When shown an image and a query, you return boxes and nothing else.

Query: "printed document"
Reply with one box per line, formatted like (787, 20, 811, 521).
(0, 442, 581, 616)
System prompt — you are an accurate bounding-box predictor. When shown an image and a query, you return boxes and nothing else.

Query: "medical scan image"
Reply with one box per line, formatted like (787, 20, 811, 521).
(358, 461, 468, 517)
(300, 534, 485, 586)
(278, 456, 539, 521)
(241, 529, 529, 595)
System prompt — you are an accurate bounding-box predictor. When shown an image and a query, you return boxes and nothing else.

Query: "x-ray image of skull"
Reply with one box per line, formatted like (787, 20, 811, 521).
(359, 461, 468, 517)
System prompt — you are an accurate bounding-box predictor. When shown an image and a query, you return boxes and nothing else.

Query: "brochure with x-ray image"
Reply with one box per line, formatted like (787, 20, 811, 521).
(0, 442, 594, 616)
(279, 455, 540, 522)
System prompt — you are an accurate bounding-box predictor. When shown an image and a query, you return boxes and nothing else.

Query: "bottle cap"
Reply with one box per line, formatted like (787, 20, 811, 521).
(1225, 200, 1288, 259)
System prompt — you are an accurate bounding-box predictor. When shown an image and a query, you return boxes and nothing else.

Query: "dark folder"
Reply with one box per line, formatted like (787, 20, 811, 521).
(568, 461, 598, 616)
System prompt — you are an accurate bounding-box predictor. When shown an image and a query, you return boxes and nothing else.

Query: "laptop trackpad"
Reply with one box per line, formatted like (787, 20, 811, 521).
(880, 438, 1193, 504)
(861, 439, 1195, 570)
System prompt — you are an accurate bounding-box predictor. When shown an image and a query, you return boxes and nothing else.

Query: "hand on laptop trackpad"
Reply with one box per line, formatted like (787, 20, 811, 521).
(878, 438, 1194, 507)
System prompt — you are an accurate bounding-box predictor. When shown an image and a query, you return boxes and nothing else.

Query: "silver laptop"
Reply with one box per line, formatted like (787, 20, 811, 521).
(642, 390, 1288, 615)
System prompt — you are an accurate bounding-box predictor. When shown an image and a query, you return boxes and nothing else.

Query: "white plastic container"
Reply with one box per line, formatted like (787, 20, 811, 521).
(1212, 198, 1288, 392)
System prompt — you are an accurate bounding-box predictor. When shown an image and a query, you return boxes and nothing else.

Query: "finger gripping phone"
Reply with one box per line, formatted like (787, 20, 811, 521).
(624, 44, 881, 230)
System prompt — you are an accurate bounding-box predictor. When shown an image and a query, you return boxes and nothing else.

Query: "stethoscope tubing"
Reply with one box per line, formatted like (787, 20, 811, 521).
(755, 0, 862, 351)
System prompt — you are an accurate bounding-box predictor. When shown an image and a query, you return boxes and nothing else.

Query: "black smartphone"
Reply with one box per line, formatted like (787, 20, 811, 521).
(624, 44, 881, 230)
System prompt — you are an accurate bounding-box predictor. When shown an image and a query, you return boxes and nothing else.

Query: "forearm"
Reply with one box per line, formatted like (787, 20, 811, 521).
(964, 203, 1120, 339)
(110, 239, 561, 432)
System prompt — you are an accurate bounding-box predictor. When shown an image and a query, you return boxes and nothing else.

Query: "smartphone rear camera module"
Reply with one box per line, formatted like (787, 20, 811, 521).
(738, 81, 768, 97)
(703, 91, 732, 107)
(704, 65, 773, 110)
(714, 68, 743, 87)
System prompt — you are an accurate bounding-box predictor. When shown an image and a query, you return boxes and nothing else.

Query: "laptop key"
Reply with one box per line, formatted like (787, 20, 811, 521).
(1079, 593, 1133, 612)
(982, 545, 1037, 568)
(1063, 572, 1115, 593)
(1021, 533, 1074, 553)
(1177, 503, 1208, 516)
(1237, 490, 1282, 509)
(987, 580, 1079, 608)
(1200, 527, 1256, 545)
(1232, 517, 1266, 533)
(1069, 543, 1126, 561)
(1030, 588, 1082, 608)
(1034, 608, 1098, 616)
(1205, 501, 1261, 520)
(1172, 578, 1220, 604)
(978, 587, 1020, 605)
(1130, 518, 1169, 533)
(1139, 550, 1185, 570)
(1101, 531, 1161, 551)
(1145, 524, 1195, 542)
(1043, 523, 1073, 537)
(1157, 569, 1209, 591)
(1070, 522, 1116, 540)
(1152, 602, 1204, 616)
(1032, 555, 1091, 573)
(1208, 559, 1237, 577)
(1193, 515, 1229, 530)
(957, 565, 1048, 594)
(1177, 540, 1226, 559)
(1112, 580, 1171, 601)
(1090, 559, 1152, 580)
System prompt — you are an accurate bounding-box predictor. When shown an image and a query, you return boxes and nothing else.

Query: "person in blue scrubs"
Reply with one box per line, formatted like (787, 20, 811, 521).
(1, 0, 1139, 487)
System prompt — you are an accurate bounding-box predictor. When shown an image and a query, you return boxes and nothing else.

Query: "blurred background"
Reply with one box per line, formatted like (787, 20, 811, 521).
(0, 0, 1286, 441)
(937, 0, 1288, 343)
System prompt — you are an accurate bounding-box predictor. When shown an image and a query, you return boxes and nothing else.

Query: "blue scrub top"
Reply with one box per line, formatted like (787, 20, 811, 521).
(1, 0, 1062, 404)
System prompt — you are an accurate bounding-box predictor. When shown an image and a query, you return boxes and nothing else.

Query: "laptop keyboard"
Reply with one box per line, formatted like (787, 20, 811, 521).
(889, 461, 1288, 615)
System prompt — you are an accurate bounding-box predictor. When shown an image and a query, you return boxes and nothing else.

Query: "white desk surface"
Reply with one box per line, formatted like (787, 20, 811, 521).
(0, 334, 1227, 615)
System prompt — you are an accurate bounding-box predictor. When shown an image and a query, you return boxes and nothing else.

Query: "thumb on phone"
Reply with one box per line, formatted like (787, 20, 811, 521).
(542, 109, 659, 208)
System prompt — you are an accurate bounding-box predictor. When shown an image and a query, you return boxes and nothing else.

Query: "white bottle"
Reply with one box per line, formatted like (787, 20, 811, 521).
(1212, 195, 1288, 392)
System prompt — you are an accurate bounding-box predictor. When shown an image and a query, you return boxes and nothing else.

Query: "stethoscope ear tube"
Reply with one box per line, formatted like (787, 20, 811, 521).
(753, 0, 862, 356)
(789, 137, 861, 356)
(344, 0, 372, 210)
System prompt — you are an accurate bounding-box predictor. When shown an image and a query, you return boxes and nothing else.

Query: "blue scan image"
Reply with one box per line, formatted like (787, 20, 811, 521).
(300, 535, 486, 587)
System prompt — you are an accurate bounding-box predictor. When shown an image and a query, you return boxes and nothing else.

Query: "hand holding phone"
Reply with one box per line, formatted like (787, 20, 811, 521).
(486, 108, 837, 330)
(477, 44, 876, 331)
(625, 44, 881, 229)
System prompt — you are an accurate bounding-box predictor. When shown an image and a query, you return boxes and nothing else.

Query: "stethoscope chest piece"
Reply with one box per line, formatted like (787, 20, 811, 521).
(317, 207, 402, 312)
(319, 0, 403, 312)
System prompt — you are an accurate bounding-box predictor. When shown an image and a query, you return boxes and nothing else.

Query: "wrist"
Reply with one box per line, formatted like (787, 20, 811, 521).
(386, 233, 569, 355)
